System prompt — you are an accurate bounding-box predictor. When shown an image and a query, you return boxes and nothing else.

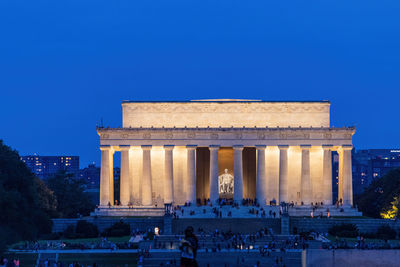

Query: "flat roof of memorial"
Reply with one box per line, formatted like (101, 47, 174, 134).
(122, 99, 330, 103)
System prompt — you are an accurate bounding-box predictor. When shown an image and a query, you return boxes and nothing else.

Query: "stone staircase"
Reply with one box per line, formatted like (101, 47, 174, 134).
(288, 205, 362, 217)
(172, 218, 281, 234)
(140, 250, 303, 267)
(149, 234, 322, 251)
(175, 205, 281, 219)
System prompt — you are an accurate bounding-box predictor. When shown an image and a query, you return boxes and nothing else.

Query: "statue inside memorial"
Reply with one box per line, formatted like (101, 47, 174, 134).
(218, 169, 234, 194)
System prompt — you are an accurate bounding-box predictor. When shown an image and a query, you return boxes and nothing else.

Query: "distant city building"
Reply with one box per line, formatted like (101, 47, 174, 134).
(76, 163, 100, 190)
(76, 164, 120, 205)
(352, 149, 400, 195)
(113, 167, 120, 182)
(21, 155, 79, 179)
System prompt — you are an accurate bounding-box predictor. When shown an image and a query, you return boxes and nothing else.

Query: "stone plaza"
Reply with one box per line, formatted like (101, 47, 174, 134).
(94, 99, 359, 217)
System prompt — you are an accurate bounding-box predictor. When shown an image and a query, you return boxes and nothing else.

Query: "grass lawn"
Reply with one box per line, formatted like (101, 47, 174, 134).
(291, 216, 373, 219)
(4, 253, 138, 267)
(58, 236, 131, 243)
(328, 216, 373, 219)
(59, 253, 138, 266)
(9, 236, 132, 249)
(326, 235, 400, 244)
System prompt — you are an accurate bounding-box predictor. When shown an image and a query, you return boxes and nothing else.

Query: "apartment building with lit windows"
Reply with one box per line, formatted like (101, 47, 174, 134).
(352, 149, 400, 192)
(21, 155, 79, 179)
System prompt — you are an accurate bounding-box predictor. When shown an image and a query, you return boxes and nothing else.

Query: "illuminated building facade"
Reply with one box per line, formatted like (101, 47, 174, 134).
(95, 99, 356, 216)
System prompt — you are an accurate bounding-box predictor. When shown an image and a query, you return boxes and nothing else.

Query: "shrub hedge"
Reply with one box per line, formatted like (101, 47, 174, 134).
(62, 220, 99, 239)
(328, 223, 359, 238)
(102, 221, 130, 237)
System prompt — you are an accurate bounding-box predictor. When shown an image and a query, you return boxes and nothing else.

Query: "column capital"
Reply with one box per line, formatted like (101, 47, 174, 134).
(164, 145, 175, 150)
(141, 145, 152, 151)
(233, 145, 244, 150)
(186, 145, 198, 150)
(255, 145, 266, 150)
(100, 145, 113, 151)
(278, 145, 289, 150)
(322, 144, 334, 150)
(119, 145, 130, 151)
(209, 145, 220, 151)
(300, 144, 312, 150)
(341, 144, 353, 151)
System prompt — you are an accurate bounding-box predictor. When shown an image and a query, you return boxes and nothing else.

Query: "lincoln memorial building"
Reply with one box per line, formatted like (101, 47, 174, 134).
(96, 100, 355, 215)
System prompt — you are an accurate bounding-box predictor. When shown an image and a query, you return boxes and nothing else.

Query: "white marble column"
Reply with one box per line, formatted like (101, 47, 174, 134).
(100, 145, 114, 206)
(278, 145, 289, 203)
(209, 145, 220, 203)
(164, 145, 174, 204)
(322, 145, 333, 205)
(119, 145, 130, 206)
(300, 145, 312, 204)
(339, 145, 353, 206)
(129, 147, 141, 205)
(186, 145, 197, 204)
(233, 145, 244, 202)
(141, 145, 153, 206)
(256, 145, 267, 206)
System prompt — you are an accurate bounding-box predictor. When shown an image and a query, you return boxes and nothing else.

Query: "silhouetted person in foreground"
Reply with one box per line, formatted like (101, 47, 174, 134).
(179, 226, 199, 267)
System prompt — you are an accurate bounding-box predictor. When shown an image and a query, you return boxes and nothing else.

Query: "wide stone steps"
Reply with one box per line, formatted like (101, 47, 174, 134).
(173, 218, 281, 234)
(288, 205, 362, 217)
(176, 205, 281, 219)
(140, 251, 302, 267)
(290, 217, 400, 234)
(151, 234, 323, 251)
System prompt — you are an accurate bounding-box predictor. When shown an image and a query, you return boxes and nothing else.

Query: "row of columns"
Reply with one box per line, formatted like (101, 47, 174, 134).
(100, 144, 353, 207)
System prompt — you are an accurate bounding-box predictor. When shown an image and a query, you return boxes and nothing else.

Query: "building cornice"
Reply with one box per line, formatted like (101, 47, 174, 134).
(122, 100, 330, 104)
(121, 101, 330, 114)
(97, 126, 355, 143)
(97, 126, 355, 132)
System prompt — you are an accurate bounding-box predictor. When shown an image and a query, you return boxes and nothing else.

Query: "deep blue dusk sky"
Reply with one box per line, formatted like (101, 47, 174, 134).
(1, 1, 399, 167)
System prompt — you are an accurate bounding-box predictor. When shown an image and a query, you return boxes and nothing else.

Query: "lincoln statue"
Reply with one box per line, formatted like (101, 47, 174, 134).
(94, 99, 356, 216)
(219, 169, 234, 195)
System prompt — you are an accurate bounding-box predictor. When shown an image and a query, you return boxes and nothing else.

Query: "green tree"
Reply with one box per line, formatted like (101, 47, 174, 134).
(47, 171, 95, 218)
(381, 196, 400, 219)
(35, 177, 58, 217)
(0, 140, 53, 252)
(355, 168, 400, 218)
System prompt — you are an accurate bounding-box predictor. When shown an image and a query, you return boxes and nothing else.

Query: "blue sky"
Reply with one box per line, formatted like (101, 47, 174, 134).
(1, 1, 399, 167)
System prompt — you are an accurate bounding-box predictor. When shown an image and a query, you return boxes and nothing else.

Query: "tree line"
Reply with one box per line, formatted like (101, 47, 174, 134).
(0, 140, 95, 252)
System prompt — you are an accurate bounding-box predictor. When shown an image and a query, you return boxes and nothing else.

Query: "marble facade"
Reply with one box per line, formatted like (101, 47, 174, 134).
(97, 100, 355, 212)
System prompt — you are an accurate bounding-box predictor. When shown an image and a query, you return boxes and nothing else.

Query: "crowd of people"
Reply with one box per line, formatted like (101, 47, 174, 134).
(149, 226, 307, 267)
(0, 258, 19, 267)
(170, 198, 351, 219)
(1, 257, 102, 267)
(11, 238, 134, 251)
(170, 198, 284, 219)
(153, 227, 309, 253)
(194, 198, 263, 207)
(323, 236, 400, 250)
